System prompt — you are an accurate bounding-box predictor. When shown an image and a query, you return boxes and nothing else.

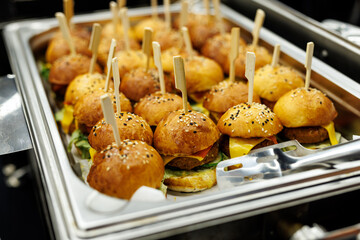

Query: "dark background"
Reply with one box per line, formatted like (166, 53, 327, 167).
(1, 1, 359, 239)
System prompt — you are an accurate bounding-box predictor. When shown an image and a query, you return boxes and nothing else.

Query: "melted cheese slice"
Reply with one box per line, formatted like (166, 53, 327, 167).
(322, 121, 338, 145)
(89, 147, 97, 162)
(229, 137, 266, 158)
(61, 104, 74, 134)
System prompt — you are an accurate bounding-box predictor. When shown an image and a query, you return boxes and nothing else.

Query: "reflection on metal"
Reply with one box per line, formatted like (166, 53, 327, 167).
(0, 75, 32, 155)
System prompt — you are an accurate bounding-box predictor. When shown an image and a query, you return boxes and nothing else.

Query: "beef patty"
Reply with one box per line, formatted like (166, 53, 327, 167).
(281, 126, 328, 144)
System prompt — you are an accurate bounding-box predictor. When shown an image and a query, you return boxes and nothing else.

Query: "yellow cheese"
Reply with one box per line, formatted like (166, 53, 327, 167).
(61, 105, 74, 134)
(210, 111, 222, 123)
(89, 147, 97, 162)
(229, 137, 265, 158)
(163, 154, 205, 166)
(322, 121, 338, 146)
(190, 102, 210, 117)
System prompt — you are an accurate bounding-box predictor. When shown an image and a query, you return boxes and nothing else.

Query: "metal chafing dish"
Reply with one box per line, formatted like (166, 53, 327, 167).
(3, 2, 360, 239)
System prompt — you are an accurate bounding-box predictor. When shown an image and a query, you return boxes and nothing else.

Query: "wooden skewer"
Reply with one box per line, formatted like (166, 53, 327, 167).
(101, 94, 121, 147)
(117, 0, 126, 8)
(213, 0, 224, 35)
(151, 0, 158, 20)
(142, 27, 153, 72)
(181, 27, 194, 59)
(152, 41, 165, 94)
(245, 52, 256, 104)
(271, 44, 280, 68)
(164, 0, 171, 31)
(252, 9, 265, 48)
(203, 0, 210, 16)
(63, 0, 74, 29)
(105, 39, 117, 92)
(110, 1, 119, 39)
(55, 12, 76, 56)
(120, 7, 130, 51)
(304, 42, 314, 90)
(112, 57, 122, 114)
(180, 0, 189, 29)
(229, 27, 240, 82)
(89, 23, 102, 74)
(173, 56, 188, 113)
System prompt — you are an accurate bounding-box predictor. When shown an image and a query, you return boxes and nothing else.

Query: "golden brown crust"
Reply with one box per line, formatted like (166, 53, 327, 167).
(164, 168, 217, 192)
(97, 37, 141, 67)
(134, 18, 167, 41)
(64, 73, 109, 106)
(161, 47, 199, 73)
(154, 110, 220, 155)
(181, 56, 223, 93)
(203, 80, 261, 113)
(134, 92, 188, 126)
(201, 33, 247, 67)
(120, 68, 173, 102)
(273, 88, 338, 127)
(153, 29, 183, 51)
(217, 102, 283, 138)
(73, 89, 132, 131)
(112, 50, 154, 77)
(87, 140, 164, 200)
(49, 54, 102, 90)
(223, 45, 272, 78)
(88, 112, 153, 152)
(101, 22, 137, 40)
(254, 64, 304, 102)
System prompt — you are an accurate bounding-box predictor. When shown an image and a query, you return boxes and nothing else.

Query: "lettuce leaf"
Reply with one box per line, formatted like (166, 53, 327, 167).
(68, 129, 91, 159)
(55, 108, 65, 122)
(40, 62, 51, 81)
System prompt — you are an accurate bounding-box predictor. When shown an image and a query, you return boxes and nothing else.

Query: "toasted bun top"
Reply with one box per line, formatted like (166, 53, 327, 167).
(273, 88, 338, 127)
(161, 47, 199, 73)
(112, 50, 154, 77)
(182, 56, 223, 93)
(88, 112, 153, 152)
(49, 54, 102, 87)
(201, 33, 247, 67)
(217, 102, 283, 138)
(101, 22, 137, 39)
(153, 29, 183, 51)
(154, 110, 220, 155)
(97, 37, 140, 67)
(64, 73, 108, 106)
(46, 35, 92, 64)
(87, 140, 164, 200)
(254, 64, 304, 102)
(224, 45, 272, 78)
(74, 89, 133, 129)
(121, 68, 173, 102)
(134, 18, 167, 41)
(203, 80, 261, 113)
(134, 92, 188, 126)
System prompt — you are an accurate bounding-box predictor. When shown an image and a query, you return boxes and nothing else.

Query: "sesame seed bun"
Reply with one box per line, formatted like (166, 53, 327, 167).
(134, 18, 167, 41)
(153, 29, 183, 51)
(254, 64, 304, 102)
(161, 47, 199, 73)
(49, 54, 102, 92)
(203, 80, 261, 114)
(64, 73, 110, 106)
(217, 102, 283, 138)
(154, 110, 220, 156)
(97, 37, 141, 67)
(164, 168, 217, 193)
(134, 92, 189, 126)
(179, 56, 223, 93)
(87, 140, 164, 200)
(88, 112, 153, 152)
(120, 68, 173, 102)
(111, 50, 154, 77)
(201, 33, 247, 68)
(73, 89, 132, 133)
(223, 45, 272, 79)
(101, 22, 137, 40)
(273, 88, 338, 128)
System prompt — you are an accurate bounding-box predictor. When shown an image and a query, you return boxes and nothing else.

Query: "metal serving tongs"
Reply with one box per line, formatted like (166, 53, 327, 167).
(216, 139, 360, 189)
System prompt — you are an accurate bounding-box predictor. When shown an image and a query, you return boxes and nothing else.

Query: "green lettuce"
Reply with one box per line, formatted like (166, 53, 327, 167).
(68, 129, 91, 159)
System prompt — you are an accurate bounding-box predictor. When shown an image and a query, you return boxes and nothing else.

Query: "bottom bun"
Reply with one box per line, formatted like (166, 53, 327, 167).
(164, 168, 216, 192)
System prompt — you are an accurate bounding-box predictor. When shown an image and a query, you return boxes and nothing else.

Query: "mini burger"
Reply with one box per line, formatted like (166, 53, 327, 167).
(87, 139, 164, 200)
(154, 109, 221, 192)
(203, 80, 261, 123)
(217, 102, 283, 158)
(273, 87, 338, 146)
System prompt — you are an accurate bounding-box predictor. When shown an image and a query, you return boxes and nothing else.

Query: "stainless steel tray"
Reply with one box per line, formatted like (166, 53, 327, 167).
(4, 3, 360, 239)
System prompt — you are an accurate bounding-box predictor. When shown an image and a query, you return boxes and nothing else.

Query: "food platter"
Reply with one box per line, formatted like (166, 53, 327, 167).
(3, 2, 360, 239)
